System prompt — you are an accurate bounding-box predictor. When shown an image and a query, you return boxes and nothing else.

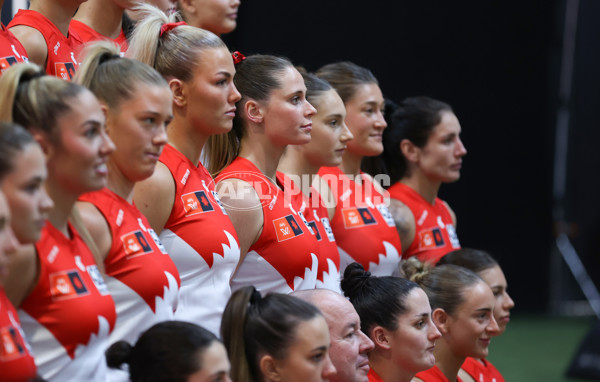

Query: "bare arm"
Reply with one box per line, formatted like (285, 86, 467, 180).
(133, 162, 175, 235)
(388, 198, 416, 254)
(4, 244, 38, 307)
(75, 201, 112, 261)
(216, 178, 263, 263)
(8, 25, 48, 67)
(444, 200, 458, 227)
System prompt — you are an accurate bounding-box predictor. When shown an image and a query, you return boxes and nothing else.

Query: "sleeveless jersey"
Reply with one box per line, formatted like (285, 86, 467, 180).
(0, 288, 37, 381)
(0, 24, 28, 75)
(367, 368, 384, 382)
(318, 166, 402, 277)
(461, 357, 505, 382)
(19, 222, 116, 382)
(387, 182, 460, 264)
(8, 9, 83, 79)
(217, 158, 319, 294)
(69, 20, 128, 54)
(79, 188, 180, 345)
(158, 144, 240, 335)
(416, 365, 463, 382)
(277, 172, 341, 293)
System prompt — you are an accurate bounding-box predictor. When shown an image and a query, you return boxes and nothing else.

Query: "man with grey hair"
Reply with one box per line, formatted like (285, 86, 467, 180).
(293, 289, 374, 382)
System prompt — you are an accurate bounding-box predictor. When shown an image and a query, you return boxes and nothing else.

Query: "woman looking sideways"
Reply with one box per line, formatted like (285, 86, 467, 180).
(107, 321, 232, 382)
(341, 262, 441, 382)
(0, 63, 116, 381)
(315, 61, 402, 277)
(178, 0, 241, 35)
(277, 69, 353, 292)
(221, 285, 336, 382)
(437, 248, 514, 382)
(74, 42, 181, 381)
(129, 5, 241, 335)
(401, 258, 500, 382)
(381, 97, 466, 264)
(0, 123, 46, 381)
(209, 54, 320, 294)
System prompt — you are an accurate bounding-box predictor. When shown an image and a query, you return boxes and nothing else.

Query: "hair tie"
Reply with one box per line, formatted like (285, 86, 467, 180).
(159, 21, 187, 37)
(249, 288, 262, 306)
(99, 53, 121, 66)
(232, 51, 246, 64)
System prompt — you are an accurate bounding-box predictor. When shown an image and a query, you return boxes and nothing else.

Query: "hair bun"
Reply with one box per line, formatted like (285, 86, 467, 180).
(399, 257, 431, 285)
(340, 262, 371, 300)
(105, 341, 133, 369)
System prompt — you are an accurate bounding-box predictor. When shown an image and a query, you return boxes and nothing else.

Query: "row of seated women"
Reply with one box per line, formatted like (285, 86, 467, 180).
(0, 2, 508, 382)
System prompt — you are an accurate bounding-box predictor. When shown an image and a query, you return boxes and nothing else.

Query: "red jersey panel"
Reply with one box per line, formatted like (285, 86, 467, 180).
(276, 172, 341, 293)
(367, 368, 384, 382)
(217, 158, 319, 294)
(461, 357, 505, 382)
(416, 365, 463, 382)
(0, 288, 36, 381)
(79, 188, 180, 347)
(19, 222, 116, 381)
(69, 20, 128, 54)
(0, 24, 28, 76)
(158, 144, 240, 335)
(318, 166, 402, 277)
(8, 10, 83, 79)
(388, 182, 460, 264)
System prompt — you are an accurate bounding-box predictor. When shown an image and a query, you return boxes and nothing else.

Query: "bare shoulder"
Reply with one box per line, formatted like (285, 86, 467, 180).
(216, 178, 264, 255)
(133, 162, 175, 234)
(9, 25, 48, 67)
(389, 198, 416, 253)
(75, 201, 112, 260)
(4, 244, 38, 307)
(443, 200, 458, 227)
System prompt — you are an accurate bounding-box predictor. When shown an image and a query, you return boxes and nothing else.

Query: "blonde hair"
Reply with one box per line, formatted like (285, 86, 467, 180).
(127, 3, 225, 82)
(0, 63, 106, 273)
(76, 40, 167, 109)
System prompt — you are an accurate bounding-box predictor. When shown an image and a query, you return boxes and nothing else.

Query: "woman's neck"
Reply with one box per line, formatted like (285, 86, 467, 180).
(238, 133, 286, 181)
(30, 0, 78, 37)
(339, 150, 363, 177)
(368, 348, 415, 382)
(277, 147, 318, 196)
(167, 116, 207, 167)
(74, 0, 124, 39)
(400, 171, 441, 205)
(106, 159, 135, 203)
(45, 180, 78, 237)
(433, 338, 466, 382)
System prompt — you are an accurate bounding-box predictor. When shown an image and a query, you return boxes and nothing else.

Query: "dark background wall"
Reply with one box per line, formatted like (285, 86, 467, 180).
(3, 1, 598, 313)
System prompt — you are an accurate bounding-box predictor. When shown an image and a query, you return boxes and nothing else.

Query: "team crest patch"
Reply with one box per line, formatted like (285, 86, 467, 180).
(418, 227, 445, 250)
(120, 230, 153, 258)
(0, 56, 18, 73)
(182, 191, 214, 216)
(342, 207, 377, 229)
(55, 62, 76, 80)
(0, 325, 26, 361)
(273, 215, 304, 242)
(49, 270, 89, 301)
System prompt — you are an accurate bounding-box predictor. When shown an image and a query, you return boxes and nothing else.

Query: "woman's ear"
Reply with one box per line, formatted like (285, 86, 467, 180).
(31, 131, 54, 158)
(259, 354, 282, 382)
(432, 308, 449, 334)
(179, 0, 196, 15)
(245, 99, 264, 124)
(169, 78, 186, 108)
(370, 326, 391, 350)
(400, 139, 419, 163)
